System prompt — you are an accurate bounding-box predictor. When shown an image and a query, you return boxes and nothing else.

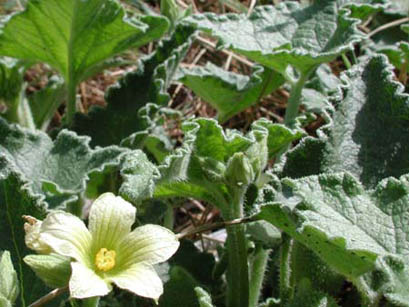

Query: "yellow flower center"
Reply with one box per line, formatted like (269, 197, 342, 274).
(95, 248, 116, 272)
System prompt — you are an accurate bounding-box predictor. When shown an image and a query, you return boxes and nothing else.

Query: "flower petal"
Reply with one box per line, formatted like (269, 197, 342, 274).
(118, 225, 179, 268)
(88, 193, 136, 251)
(110, 263, 163, 300)
(40, 212, 92, 265)
(70, 262, 111, 299)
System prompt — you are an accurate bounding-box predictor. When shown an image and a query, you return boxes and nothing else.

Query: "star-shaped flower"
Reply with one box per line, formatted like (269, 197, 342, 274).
(34, 193, 179, 300)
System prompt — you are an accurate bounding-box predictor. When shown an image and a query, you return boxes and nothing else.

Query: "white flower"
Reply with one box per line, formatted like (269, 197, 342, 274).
(37, 193, 179, 300)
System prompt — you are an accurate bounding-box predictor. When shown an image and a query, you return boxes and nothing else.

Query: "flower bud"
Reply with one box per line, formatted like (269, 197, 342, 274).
(225, 153, 254, 186)
(23, 216, 52, 254)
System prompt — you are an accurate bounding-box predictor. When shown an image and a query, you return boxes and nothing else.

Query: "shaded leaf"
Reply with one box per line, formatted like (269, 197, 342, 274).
(28, 76, 65, 131)
(282, 55, 409, 188)
(70, 25, 195, 147)
(185, 0, 363, 74)
(0, 161, 48, 306)
(177, 63, 284, 123)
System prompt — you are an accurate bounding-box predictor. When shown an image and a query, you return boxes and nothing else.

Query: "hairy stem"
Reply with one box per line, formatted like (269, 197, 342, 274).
(279, 233, 294, 305)
(283, 69, 314, 128)
(223, 188, 249, 307)
(249, 245, 271, 307)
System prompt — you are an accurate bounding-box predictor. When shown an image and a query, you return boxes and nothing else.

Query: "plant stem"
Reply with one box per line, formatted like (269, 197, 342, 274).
(65, 80, 77, 125)
(223, 188, 249, 307)
(81, 297, 100, 307)
(164, 205, 174, 230)
(249, 245, 271, 307)
(4, 94, 35, 130)
(341, 53, 352, 69)
(283, 70, 313, 128)
(29, 286, 68, 307)
(279, 233, 294, 305)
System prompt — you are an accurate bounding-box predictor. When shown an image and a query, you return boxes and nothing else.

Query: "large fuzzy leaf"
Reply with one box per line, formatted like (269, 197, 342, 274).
(282, 55, 409, 188)
(0, 161, 49, 306)
(185, 0, 362, 75)
(177, 63, 284, 123)
(70, 25, 195, 147)
(0, 118, 127, 208)
(256, 172, 409, 303)
(0, 0, 168, 85)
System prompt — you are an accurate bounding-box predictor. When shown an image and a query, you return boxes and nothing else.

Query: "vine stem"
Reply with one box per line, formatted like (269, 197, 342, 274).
(283, 69, 314, 128)
(29, 286, 68, 307)
(249, 245, 271, 307)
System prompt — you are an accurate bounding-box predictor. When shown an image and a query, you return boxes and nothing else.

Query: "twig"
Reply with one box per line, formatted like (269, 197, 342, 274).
(29, 286, 68, 307)
(176, 216, 253, 240)
(196, 36, 254, 67)
(368, 17, 409, 38)
(168, 48, 207, 106)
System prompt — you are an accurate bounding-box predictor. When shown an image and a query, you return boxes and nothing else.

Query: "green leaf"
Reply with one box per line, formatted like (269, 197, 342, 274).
(286, 279, 339, 307)
(0, 0, 168, 85)
(360, 255, 409, 305)
(0, 251, 19, 306)
(118, 150, 160, 205)
(28, 76, 66, 131)
(185, 0, 363, 75)
(70, 25, 195, 147)
(159, 266, 200, 307)
(337, 0, 388, 20)
(256, 172, 409, 280)
(0, 161, 49, 306)
(177, 63, 284, 123)
(402, 23, 409, 34)
(378, 41, 409, 70)
(282, 55, 409, 188)
(154, 118, 302, 208)
(195, 287, 214, 307)
(0, 118, 127, 208)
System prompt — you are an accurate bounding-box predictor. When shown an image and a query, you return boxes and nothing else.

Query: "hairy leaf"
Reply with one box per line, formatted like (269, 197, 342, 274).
(70, 25, 195, 147)
(256, 172, 409, 280)
(0, 118, 127, 208)
(155, 118, 303, 209)
(282, 55, 409, 188)
(185, 0, 362, 74)
(0, 0, 168, 84)
(177, 63, 284, 123)
(337, 0, 388, 19)
(0, 251, 19, 306)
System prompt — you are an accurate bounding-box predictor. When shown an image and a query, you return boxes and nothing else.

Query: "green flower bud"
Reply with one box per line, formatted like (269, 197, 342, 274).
(23, 254, 71, 288)
(225, 153, 254, 186)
